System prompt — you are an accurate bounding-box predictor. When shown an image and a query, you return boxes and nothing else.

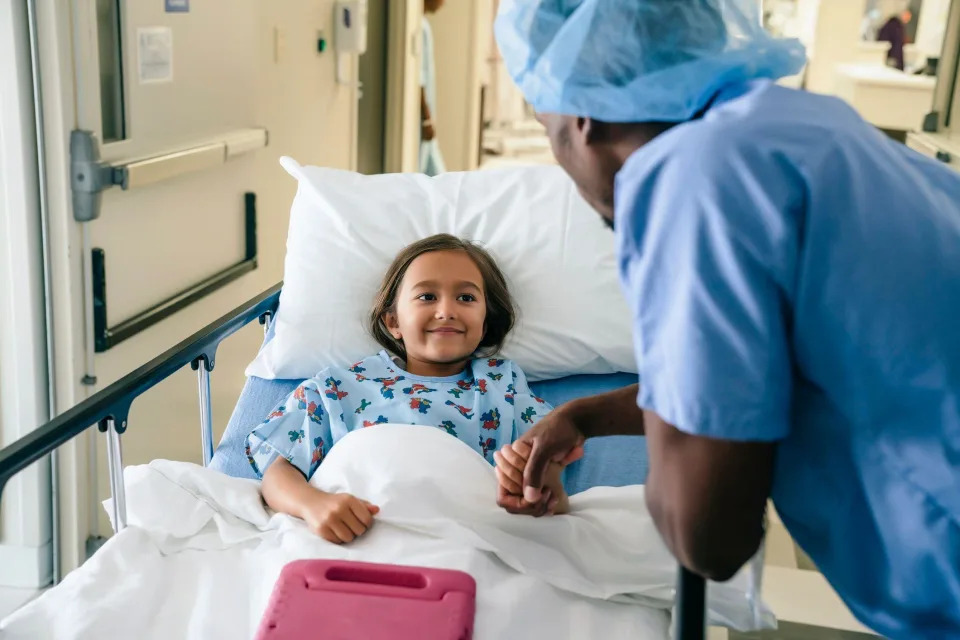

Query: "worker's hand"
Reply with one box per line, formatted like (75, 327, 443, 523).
(421, 120, 436, 141)
(513, 406, 586, 504)
(495, 441, 571, 516)
(542, 459, 570, 515)
(300, 491, 380, 544)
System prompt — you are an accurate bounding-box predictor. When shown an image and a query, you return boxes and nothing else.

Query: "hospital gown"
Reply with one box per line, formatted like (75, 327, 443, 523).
(245, 351, 550, 479)
(615, 78, 960, 638)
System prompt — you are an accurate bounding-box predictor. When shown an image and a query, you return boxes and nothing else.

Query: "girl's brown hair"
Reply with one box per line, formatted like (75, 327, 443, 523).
(370, 234, 515, 359)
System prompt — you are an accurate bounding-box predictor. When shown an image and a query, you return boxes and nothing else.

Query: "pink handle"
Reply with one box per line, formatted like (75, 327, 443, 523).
(292, 559, 476, 602)
(322, 563, 428, 589)
(256, 560, 476, 640)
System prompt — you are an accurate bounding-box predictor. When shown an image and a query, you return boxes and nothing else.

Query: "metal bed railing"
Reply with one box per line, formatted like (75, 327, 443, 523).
(0, 282, 280, 524)
(0, 281, 706, 637)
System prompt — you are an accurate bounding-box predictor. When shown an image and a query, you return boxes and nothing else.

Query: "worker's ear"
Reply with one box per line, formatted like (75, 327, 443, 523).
(563, 115, 596, 150)
(579, 117, 606, 146)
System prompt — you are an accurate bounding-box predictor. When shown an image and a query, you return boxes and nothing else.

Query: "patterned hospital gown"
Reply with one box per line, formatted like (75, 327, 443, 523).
(245, 351, 552, 479)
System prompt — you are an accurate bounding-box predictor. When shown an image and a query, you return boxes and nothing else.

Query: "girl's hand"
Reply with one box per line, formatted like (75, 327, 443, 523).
(495, 441, 536, 495)
(496, 441, 568, 516)
(510, 405, 586, 504)
(300, 491, 380, 544)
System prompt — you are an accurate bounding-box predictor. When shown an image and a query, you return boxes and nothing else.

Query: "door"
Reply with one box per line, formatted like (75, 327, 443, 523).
(358, 0, 388, 175)
(75, 0, 268, 547)
(31, 0, 363, 575)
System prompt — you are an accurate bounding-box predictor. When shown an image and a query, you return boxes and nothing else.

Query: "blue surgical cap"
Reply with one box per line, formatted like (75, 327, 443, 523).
(494, 0, 807, 123)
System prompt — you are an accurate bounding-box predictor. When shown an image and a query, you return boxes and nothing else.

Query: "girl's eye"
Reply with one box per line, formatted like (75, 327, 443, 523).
(458, 294, 477, 302)
(417, 293, 436, 301)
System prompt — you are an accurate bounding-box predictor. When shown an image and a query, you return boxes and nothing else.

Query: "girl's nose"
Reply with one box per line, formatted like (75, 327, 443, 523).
(435, 302, 456, 319)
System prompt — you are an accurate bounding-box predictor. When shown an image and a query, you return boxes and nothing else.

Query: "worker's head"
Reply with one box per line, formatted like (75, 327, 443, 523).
(535, 114, 672, 225)
(424, 0, 444, 14)
(495, 0, 805, 221)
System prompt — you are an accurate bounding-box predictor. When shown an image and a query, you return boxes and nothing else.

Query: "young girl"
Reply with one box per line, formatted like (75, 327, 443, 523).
(245, 234, 566, 544)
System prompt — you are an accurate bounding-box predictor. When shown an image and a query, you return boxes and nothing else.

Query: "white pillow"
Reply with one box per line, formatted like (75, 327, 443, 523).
(245, 157, 635, 381)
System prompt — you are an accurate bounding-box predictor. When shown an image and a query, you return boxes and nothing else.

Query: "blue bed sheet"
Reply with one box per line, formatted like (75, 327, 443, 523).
(211, 328, 648, 493)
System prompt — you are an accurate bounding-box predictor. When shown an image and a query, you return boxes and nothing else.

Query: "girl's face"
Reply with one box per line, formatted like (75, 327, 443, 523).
(384, 250, 487, 376)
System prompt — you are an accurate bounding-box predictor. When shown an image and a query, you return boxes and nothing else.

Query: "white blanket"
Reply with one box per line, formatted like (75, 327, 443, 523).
(1, 425, 773, 639)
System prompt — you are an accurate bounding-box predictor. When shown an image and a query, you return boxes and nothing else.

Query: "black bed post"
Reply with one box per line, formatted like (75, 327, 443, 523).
(675, 565, 707, 639)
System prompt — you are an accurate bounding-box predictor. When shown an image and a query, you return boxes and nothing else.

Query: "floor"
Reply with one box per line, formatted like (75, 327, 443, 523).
(729, 624, 882, 640)
(0, 586, 42, 620)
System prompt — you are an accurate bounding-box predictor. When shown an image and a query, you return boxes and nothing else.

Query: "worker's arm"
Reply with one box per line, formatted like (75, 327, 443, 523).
(509, 385, 773, 580)
(603, 136, 795, 580)
(566, 382, 645, 437)
(643, 411, 774, 581)
(504, 383, 644, 507)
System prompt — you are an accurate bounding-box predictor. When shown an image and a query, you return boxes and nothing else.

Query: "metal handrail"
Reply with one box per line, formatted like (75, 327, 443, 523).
(0, 282, 281, 501)
(92, 192, 260, 353)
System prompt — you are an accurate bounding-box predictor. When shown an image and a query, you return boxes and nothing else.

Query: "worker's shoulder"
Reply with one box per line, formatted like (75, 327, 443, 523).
(642, 84, 866, 190)
(681, 84, 857, 155)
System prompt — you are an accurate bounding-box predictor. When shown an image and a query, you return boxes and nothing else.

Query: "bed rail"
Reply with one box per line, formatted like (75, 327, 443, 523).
(0, 281, 281, 509)
(0, 277, 707, 638)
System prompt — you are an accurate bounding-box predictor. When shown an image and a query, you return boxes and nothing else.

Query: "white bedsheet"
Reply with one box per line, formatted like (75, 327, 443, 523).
(0, 425, 773, 639)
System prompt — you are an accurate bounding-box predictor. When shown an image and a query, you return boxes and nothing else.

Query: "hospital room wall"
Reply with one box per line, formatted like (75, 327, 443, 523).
(803, 0, 871, 94)
(915, 0, 952, 58)
(426, 0, 492, 171)
(85, 1, 361, 540)
(801, 0, 951, 95)
(17, 0, 373, 577)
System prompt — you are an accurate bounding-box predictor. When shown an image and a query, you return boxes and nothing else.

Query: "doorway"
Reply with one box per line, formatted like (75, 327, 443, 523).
(357, 0, 388, 175)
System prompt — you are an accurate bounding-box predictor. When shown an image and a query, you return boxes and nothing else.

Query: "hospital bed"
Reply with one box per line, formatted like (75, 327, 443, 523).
(0, 163, 724, 639)
(0, 284, 708, 638)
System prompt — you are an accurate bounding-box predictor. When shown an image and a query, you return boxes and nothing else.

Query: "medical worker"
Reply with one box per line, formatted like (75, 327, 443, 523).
(419, 0, 447, 176)
(491, 1, 960, 638)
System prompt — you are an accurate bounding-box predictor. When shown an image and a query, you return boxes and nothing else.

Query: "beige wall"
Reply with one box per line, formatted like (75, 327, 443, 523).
(484, 0, 528, 129)
(915, 0, 951, 59)
(804, 0, 871, 94)
(426, 0, 491, 171)
(25, 0, 366, 570)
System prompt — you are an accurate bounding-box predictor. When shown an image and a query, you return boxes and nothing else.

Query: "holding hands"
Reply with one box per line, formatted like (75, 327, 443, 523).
(495, 406, 587, 516)
(495, 441, 569, 516)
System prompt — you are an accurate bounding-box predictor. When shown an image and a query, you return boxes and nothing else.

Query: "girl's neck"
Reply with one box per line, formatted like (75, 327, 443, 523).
(403, 355, 469, 378)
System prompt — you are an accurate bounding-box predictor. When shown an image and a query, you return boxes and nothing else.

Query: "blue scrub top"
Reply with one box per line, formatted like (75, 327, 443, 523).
(615, 79, 960, 639)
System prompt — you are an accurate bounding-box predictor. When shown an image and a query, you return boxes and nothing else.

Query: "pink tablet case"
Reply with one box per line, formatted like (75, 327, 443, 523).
(255, 559, 477, 640)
